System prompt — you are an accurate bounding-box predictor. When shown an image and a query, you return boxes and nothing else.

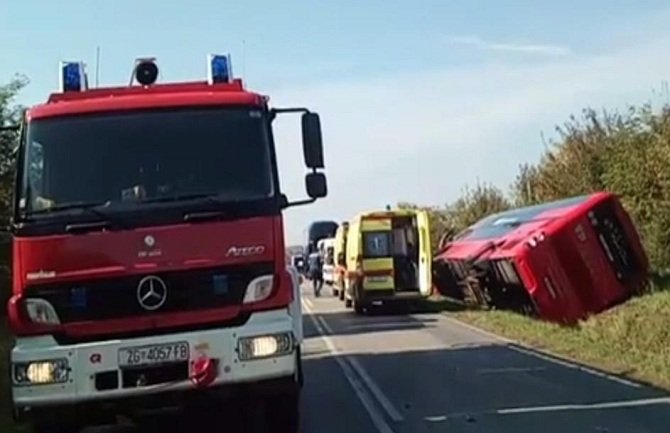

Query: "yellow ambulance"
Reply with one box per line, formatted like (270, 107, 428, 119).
(333, 222, 349, 300)
(343, 209, 432, 314)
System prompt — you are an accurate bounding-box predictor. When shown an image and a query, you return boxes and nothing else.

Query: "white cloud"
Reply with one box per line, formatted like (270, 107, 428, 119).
(446, 34, 572, 57)
(267, 28, 670, 245)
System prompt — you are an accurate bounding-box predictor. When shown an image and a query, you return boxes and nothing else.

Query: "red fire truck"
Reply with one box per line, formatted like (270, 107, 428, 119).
(433, 192, 649, 323)
(5, 56, 325, 432)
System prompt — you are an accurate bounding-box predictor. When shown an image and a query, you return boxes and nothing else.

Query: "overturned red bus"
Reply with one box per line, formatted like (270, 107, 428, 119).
(433, 192, 649, 323)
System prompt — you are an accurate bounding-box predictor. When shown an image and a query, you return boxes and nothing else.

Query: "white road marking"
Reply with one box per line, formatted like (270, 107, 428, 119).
(497, 396, 670, 414)
(317, 316, 405, 422)
(304, 297, 314, 309)
(439, 315, 642, 388)
(345, 322, 422, 331)
(477, 366, 547, 374)
(302, 300, 396, 433)
(423, 396, 670, 421)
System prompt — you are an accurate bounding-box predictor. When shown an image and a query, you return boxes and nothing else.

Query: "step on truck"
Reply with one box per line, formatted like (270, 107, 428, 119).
(5, 55, 327, 433)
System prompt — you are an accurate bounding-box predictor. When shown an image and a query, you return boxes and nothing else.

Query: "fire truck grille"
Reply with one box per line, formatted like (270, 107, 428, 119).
(23, 262, 274, 323)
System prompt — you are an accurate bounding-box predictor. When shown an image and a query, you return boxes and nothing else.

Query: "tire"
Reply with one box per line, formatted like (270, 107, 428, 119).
(265, 386, 300, 433)
(32, 417, 82, 433)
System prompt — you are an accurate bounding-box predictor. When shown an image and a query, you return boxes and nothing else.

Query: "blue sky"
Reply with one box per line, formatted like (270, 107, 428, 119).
(2, 0, 670, 244)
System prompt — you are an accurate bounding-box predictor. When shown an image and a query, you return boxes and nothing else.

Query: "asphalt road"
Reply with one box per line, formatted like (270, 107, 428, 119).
(299, 284, 670, 433)
(78, 284, 670, 433)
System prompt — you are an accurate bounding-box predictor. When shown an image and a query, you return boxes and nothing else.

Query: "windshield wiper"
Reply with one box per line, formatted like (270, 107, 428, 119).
(138, 192, 234, 222)
(138, 192, 224, 204)
(27, 201, 113, 217)
(25, 201, 127, 232)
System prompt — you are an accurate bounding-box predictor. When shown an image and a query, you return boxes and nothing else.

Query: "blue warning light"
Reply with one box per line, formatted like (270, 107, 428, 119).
(59, 61, 86, 92)
(207, 54, 232, 84)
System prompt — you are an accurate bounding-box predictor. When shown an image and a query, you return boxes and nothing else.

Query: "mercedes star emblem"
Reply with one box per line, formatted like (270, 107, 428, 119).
(144, 235, 156, 248)
(136, 275, 168, 311)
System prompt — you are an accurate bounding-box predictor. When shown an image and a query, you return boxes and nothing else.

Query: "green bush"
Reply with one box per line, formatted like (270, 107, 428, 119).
(403, 102, 670, 272)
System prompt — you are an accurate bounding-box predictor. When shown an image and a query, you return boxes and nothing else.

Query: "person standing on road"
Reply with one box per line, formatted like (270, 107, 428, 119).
(308, 251, 324, 297)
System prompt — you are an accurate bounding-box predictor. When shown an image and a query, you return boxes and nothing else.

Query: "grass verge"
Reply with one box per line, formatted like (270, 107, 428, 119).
(435, 289, 670, 390)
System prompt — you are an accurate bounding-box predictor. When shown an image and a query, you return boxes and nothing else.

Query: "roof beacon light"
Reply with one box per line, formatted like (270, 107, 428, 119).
(133, 57, 159, 86)
(59, 61, 87, 93)
(207, 54, 232, 84)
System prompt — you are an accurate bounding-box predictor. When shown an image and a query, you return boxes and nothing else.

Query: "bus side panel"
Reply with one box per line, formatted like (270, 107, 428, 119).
(416, 210, 432, 297)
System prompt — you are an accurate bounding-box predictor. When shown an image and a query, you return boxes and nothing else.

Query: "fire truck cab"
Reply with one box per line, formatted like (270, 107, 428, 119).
(6, 56, 326, 433)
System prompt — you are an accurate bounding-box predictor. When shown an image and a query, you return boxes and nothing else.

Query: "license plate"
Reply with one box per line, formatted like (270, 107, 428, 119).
(118, 341, 190, 368)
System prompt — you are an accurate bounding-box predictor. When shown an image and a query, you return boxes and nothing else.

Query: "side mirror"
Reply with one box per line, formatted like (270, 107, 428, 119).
(306, 172, 327, 199)
(301, 112, 324, 169)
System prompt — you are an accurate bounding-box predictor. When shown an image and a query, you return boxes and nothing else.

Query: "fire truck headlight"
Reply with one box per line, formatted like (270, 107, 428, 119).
(13, 359, 70, 385)
(243, 274, 274, 304)
(24, 298, 61, 325)
(237, 332, 293, 361)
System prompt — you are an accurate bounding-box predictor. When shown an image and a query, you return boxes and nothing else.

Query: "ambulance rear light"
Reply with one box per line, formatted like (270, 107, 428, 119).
(59, 61, 88, 93)
(207, 54, 233, 84)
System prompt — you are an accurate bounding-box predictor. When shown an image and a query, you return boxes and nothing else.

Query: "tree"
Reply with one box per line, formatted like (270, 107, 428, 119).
(397, 202, 451, 252)
(509, 103, 670, 270)
(0, 75, 28, 224)
(445, 182, 511, 232)
(0, 75, 28, 316)
(398, 183, 510, 253)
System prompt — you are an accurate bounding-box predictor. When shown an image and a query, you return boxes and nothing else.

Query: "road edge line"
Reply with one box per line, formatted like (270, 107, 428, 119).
(316, 316, 405, 422)
(302, 300, 396, 433)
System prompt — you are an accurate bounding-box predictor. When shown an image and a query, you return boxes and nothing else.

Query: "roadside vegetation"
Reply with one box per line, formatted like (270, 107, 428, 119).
(449, 284, 670, 390)
(402, 96, 670, 390)
(0, 76, 28, 433)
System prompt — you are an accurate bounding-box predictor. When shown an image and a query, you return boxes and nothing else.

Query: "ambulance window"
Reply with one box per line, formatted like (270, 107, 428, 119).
(363, 231, 391, 258)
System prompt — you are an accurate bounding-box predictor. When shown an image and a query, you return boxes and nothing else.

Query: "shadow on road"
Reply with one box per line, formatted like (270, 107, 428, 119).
(301, 344, 670, 433)
(303, 309, 439, 338)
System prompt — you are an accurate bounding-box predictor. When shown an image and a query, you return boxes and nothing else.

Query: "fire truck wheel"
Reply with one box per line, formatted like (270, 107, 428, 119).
(265, 388, 300, 433)
(32, 415, 82, 433)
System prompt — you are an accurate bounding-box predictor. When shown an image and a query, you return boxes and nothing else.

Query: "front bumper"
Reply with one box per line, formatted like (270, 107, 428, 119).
(10, 309, 299, 411)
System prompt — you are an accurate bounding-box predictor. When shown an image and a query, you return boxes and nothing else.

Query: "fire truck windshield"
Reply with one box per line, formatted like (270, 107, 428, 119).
(17, 107, 276, 225)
